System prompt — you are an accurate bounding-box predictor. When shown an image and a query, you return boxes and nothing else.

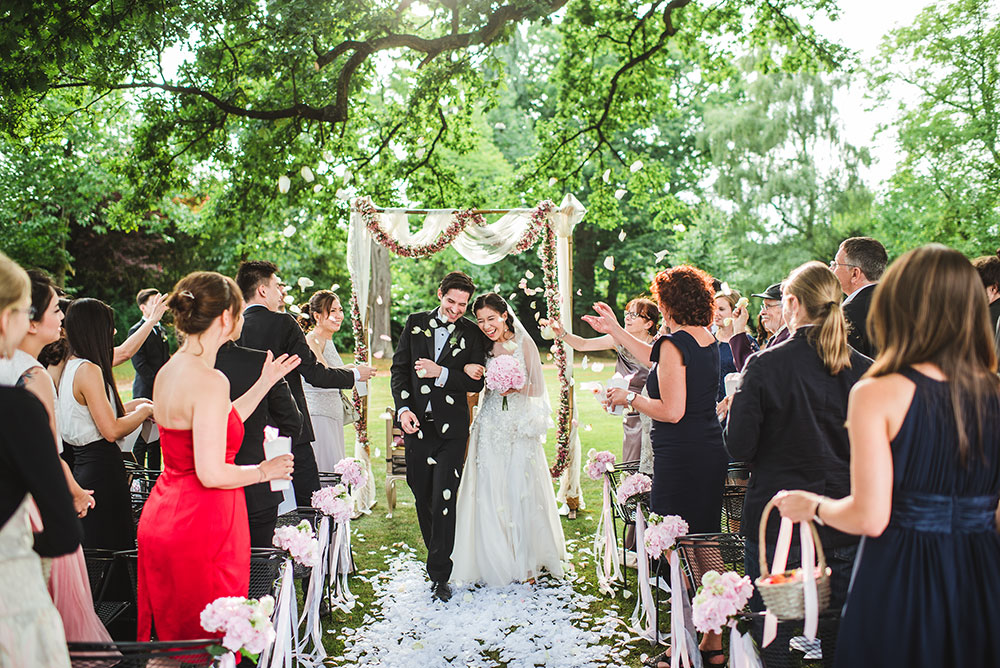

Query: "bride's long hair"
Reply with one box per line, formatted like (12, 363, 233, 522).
(472, 293, 515, 340)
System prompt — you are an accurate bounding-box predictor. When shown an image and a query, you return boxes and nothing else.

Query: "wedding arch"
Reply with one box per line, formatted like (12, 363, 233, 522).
(346, 194, 588, 510)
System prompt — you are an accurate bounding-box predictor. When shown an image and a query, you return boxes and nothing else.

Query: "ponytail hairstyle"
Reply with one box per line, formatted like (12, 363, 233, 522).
(783, 261, 851, 376)
(166, 271, 242, 336)
(298, 290, 339, 331)
(472, 293, 515, 337)
(64, 298, 125, 417)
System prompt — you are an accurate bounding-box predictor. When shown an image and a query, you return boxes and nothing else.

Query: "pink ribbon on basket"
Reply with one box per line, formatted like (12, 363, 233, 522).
(594, 477, 622, 595)
(630, 507, 658, 641)
(669, 550, 693, 668)
(762, 516, 819, 647)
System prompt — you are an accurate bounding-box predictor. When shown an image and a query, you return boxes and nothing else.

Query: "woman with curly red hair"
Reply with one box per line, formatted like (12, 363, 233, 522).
(585, 265, 729, 667)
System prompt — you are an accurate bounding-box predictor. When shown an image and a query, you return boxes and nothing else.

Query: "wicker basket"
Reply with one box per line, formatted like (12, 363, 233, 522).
(755, 498, 831, 620)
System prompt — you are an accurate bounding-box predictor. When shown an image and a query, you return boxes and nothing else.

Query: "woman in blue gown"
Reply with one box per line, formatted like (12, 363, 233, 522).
(775, 244, 1000, 668)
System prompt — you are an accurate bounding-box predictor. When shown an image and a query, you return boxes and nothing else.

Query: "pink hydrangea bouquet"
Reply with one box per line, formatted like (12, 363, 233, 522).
(272, 520, 320, 568)
(692, 570, 755, 634)
(585, 449, 617, 481)
(200, 595, 276, 662)
(643, 513, 689, 559)
(311, 484, 352, 523)
(333, 457, 367, 488)
(615, 472, 652, 505)
(485, 354, 526, 410)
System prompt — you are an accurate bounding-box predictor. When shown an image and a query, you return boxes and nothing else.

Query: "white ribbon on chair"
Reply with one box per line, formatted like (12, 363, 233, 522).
(629, 508, 658, 641)
(729, 622, 763, 668)
(259, 558, 298, 668)
(329, 518, 356, 612)
(669, 549, 695, 668)
(296, 516, 330, 666)
(761, 517, 818, 646)
(217, 652, 237, 668)
(593, 476, 622, 595)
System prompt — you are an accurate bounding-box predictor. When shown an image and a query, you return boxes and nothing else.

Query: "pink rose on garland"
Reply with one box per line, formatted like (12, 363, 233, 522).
(200, 595, 276, 659)
(311, 484, 352, 523)
(485, 354, 526, 410)
(333, 457, 367, 488)
(615, 472, 652, 505)
(692, 570, 754, 634)
(272, 520, 320, 567)
(643, 513, 689, 559)
(585, 449, 617, 481)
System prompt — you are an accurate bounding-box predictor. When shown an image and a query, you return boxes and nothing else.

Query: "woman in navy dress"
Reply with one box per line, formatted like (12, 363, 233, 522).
(775, 244, 1000, 668)
(587, 265, 729, 666)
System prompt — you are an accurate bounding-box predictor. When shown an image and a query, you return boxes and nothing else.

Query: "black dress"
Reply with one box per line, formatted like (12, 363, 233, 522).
(646, 331, 728, 533)
(835, 368, 1000, 667)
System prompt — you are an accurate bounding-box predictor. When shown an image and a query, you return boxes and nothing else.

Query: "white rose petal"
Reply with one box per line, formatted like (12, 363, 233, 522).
(300, 166, 315, 182)
(376, 295, 383, 305)
(426, 457, 436, 465)
(417, 430, 424, 439)
(529, 300, 537, 309)
(378, 411, 394, 420)
(602, 169, 611, 183)
(673, 223, 687, 233)
(614, 189, 627, 200)
(442, 508, 448, 516)
(654, 249, 669, 263)
(623, 590, 633, 599)
(420, 385, 431, 394)
(630, 160, 644, 173)
(452, 349, 460, 356)
(412, 326, 421, 335)
(447, 323, 455, 332)
(525, 269, 534, 279)
(454, 469, 460, 478)
(330, 283, 340, 291)
(282, 225, 296, 237)
(442, 423, 449, 433)
(335, 187, 353, 200)
(428, 318, 438, 328)
(721, 282, 732, 296)
(591, 362, 605, 373)
(374, 350, 385, 359)
(289, 304, 301, 314)
(605, 462, 615, 472)
(424, 330, 432, 338)
(576, 288, 583, 296)
(380, 334, 392, 341)
(723, 317, 733, 327)
(445, 395, 455, 404)
(584, 424, 593, 431)
(278, 175, 291, 193)
(603, 256, 615, 271)
(581, 355, 590, 370)
(540, 324, 554, 340)
(313, 184, 323, 193)
(618, 230, 627, 242)
(400, 390, 409, 399)
(283, 294, 294, 304)
(297, 276, 314, 289)
(548, 177, 557, 186)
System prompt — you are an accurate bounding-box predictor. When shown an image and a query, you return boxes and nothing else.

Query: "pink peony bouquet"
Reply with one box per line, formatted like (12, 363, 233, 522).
(643, 513, 689, 559)
(485, 354, 526, 410)
(585, 449, 617, 481)
(200, 595, 276, 660)
(272, 520, 320, 568)
(615, 472, 652, 505)
(311, 484, 352, 523)
(333, 457, 367, 488)
(692, 570, 754, 635)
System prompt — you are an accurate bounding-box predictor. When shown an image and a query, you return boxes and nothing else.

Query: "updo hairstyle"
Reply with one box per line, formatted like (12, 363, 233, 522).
(166, 271, 242, 336)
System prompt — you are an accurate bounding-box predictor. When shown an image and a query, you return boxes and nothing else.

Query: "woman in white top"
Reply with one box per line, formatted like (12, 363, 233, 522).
(59, 298, 152, 550)
(300, 290, 368, 472)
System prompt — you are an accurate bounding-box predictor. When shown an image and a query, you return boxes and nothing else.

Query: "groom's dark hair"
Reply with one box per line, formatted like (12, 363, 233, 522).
(439, 271, 475, 297)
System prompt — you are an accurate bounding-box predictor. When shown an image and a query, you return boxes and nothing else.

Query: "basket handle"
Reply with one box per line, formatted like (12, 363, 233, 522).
(758, 496, 828, 578)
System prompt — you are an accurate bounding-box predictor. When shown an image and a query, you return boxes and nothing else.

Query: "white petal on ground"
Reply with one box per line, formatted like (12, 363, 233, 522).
(630, 160, 644, 173)
(282, 225, 296, 237)
(278, 175, 291, 193)
(602, 169, 611, 183)
(614, 189, 626, 200)
(603, 256, 615, 271)
(301, 166, 315, 182)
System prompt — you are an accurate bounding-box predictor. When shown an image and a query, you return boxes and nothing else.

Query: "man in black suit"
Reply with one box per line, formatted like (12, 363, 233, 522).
(216, 325, 302, 547)
(831, 236, 887, 359)
(129, 288, 170, 469)
(390, 271, 486, 602)
(235, 261, 376, 507)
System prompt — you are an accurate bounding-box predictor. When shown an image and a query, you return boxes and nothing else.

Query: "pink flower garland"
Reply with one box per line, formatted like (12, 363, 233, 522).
(349, 288, 369, 448)
(354, 196, 485, 258)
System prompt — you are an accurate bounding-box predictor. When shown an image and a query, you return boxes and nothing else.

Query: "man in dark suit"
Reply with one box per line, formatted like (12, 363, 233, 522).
(831, 236, 887, 359)
(390, 271, 486, 602)
(235, 261, 376, 507)
(216, 327, 302, 547)
(129, 288, 170, 469)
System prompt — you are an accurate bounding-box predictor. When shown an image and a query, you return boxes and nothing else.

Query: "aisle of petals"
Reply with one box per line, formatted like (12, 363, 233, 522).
(330, 541, 640, 667)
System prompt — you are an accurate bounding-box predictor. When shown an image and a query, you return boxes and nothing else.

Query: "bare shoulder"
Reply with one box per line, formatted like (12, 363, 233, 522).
(851, 373, 916, 402)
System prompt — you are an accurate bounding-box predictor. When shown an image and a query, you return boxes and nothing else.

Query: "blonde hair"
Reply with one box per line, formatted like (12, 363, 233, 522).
(0, 251, 30, 315)
(783, 261, 851, 375)
(868, 245, 999, 462)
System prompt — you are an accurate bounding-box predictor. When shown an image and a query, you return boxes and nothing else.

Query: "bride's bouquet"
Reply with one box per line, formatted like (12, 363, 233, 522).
(485, 354, 526, 410)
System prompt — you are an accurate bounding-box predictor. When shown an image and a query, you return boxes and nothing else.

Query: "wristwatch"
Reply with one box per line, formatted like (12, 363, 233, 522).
(625, 391, 636, 413)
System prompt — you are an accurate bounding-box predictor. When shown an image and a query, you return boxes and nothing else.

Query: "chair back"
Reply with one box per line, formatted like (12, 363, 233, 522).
(674, 532, 746, 596)
(68, 640, 214, 667)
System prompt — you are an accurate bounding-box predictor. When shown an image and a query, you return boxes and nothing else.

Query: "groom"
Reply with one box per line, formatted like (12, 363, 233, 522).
(391, 271, 486, 602)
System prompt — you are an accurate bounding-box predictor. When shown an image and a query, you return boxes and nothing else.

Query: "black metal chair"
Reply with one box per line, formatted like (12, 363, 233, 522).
(68, 640, 215, 667)
(605, 460, 650, 590)
(249, 547, 285, 600)
(275, 507, 323, 578)
(735, 610, 839, 668)
(125, 466, 160, 524)
(721, 484, 748, 533)
(83, 548, 130, 628)
(317, 471, 343, 488)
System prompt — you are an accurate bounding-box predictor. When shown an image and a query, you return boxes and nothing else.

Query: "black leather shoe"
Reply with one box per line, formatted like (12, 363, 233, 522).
(431, 581, 452, 603)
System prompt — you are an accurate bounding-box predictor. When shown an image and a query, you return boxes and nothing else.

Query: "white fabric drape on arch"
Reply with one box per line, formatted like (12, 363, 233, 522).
(347, 194, 586, 496)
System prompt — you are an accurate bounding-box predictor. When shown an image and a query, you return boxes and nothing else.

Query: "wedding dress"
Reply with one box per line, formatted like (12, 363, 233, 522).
(452, 318, 566, 586)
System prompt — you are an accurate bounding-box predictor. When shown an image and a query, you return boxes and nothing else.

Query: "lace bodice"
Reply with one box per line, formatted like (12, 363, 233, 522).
(475, 344, 551, 456)
(302, 339, 346, 421)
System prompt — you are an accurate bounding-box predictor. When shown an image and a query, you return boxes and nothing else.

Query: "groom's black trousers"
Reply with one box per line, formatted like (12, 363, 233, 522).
(404, 428, 466, 583)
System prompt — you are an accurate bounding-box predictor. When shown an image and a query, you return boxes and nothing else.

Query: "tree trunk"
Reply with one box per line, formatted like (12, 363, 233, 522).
(369, 243, 393, 359)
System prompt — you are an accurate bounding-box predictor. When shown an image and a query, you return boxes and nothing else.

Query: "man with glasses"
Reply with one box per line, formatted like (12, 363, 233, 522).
(730, 283, 789, 371)
(830, 237, 887, 358)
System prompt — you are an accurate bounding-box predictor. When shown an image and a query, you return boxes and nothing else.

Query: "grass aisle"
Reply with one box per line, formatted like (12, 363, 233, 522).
(321, 353, 658, 667)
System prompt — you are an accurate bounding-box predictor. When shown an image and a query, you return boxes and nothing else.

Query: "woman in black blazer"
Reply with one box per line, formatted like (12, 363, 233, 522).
(726, 261, 872, 621)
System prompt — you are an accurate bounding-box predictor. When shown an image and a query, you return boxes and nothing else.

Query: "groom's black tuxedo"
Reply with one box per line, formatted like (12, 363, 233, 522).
(390, 308, 486, 583)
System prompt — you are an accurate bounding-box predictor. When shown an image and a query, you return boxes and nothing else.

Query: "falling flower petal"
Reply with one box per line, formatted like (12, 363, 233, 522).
(420, 385, 431, 394)
(297, 276, 314, 290)
(618, 230, 627, 242)
(673, 223, 686, 233)
(451, 349, 460, 357)
(429, 318, 438, 328)
(417, 430, 423, 439)
(442, 489, 452, 501)
(443, 508, 448, 515)
(445, 395, 455, 404)
(424, 330, 432, 338)
(374, 350, 385, 359)
(576, 288, 582, 296)
(301, 166, 315, 182)
(581, 355, 590, 370)
(584, 424, 593, 432)
(614, 189, 627, 200)
(525, 270, 534, 279)
(426, 457, 437, 466)
(282, 225, 296, 237)
(283, 294, 294, 305)
(603, 255, 615, 271)
(547, 353, 553, 361)
(503, 341, 517, 352)
(654, 249, 669, 263)
(313, 184, 323, 193)
(411, 326, 421, 335)
(630, 160, 644, 173)
(278, 175, 291, 193)
(447, 323, 455, 333)
(602, 169, 611, 183)
(530, 301, 536, 309)
(736, 297, 749, 310)
(323, 151, 334, 162)
(721, 282, 732, 296)
(400, 390, 409, 399)
(591, 362, 605, 373)
(442, 423, 449, 433)
(378, 410, 394, 420)
(548, 177, 557, 187)
(723, 317, 733, 327)
(376, 295, 384, 305)
(335, 187, 353, 200)
(343, 170, 353, 184)
(289, 304, 301, 314)
(331, 283, 340, 291)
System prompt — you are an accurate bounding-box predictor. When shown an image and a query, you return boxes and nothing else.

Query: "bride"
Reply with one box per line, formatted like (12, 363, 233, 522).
(451, 293, 566, 586)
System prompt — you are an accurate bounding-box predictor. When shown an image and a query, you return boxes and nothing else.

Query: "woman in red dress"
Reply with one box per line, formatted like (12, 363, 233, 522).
(137, 272, 298, 641)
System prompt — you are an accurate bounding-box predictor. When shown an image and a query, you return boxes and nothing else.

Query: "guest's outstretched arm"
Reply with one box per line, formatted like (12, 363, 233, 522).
(582, 302, 653, 366)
